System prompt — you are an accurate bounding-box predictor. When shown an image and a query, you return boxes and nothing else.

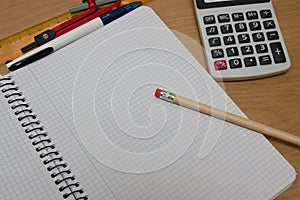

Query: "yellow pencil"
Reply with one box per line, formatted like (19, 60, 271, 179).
(155, 88, 300, 146)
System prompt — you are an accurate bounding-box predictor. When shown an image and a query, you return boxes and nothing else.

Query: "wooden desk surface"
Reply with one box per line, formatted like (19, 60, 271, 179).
(1, 0, 299, 198)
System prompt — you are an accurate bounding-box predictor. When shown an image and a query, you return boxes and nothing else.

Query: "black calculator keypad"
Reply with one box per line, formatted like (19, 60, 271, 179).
(263, 20, 276, 29)
(244, 57, 257, 67)
(211, 49, 224, 58)
(229, 58, 242, 68)
(256, 44, 268, 53)
(246, 11, 258, 20)
(209, 37, 221, 47)
(259, 55, 272, 65)
(206, 26, 218, 35)
(270, 42, 286, 63)
(221, 24, 233, 34)
(260, 10, 272, 18)
(226, 47, 239, 57)
(205, 8, 287, 70)
(235, 23, 247, 32)
(223, 35, 236, 45)
(249, 21, 261, 31)
(267, 31, 279, 40)
(252, 32, 265, 42)
(203, 15, 216, 24)
(232, 13, 244, 21)
(218, 14, 230, 23)
(238, 34, 250, 43)
(241, 46, 254, 55)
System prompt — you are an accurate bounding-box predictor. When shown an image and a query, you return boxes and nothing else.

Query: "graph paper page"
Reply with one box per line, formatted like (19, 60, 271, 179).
(8, 6, 296, 199)
(0, 75, 62, 199)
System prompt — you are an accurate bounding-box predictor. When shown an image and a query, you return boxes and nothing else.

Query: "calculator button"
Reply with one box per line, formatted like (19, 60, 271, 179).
(214, 60, 227, 70)
(229, 58, 242, 68)
(246, 11, 258, 20)
(241, 45, 254, 55)
(209, 37, 221, 47)
(270, 42, 286, 63)
(223, 35, 236, 45)
(260, 10, 272, 18)
(249, 21, 261, 31)
(211, 49, 224, 58)
(235, 23, 247, 32)
(232, 13, 244, 21)
(220, 24, 233, 34)
(263, 20, 276, 29)
(218, 14, 230, 23)
(226, 47, 239, 57)
(244, 57, 257, 67)
(259, 55, 272, 65)
(255, 44, 268, 53)
(267, 31, 279, 40)
(203, 15, 216, 24)
(206, 26, 218, 35)
(238, 34, 250, 44)
(252, 32, 265, 42)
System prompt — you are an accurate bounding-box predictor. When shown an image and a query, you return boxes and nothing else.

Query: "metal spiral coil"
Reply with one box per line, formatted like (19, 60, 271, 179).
(0, 76, 88, 200)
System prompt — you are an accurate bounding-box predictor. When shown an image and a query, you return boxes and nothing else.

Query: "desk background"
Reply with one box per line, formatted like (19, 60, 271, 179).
(1, 0, 299, 198)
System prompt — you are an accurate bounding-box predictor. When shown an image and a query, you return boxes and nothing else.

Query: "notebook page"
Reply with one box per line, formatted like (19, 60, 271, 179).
(9, 6, 296, 199)
(0, 76, 61, 199)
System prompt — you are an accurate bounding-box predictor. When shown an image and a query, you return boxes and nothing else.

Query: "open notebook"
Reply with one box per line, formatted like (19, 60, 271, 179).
(0, 6, 296, 199)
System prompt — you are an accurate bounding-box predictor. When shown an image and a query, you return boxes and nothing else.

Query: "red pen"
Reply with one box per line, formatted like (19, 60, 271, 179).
(21, 0, 121, 53)
(53, 0, 121, 37)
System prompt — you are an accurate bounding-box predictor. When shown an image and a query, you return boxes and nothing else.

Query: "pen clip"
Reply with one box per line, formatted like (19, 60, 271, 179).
(21, 30, 56, 53)
(21, 0, 113, 53)
(53, 0, 121, 37)
(52, 0, 98, 34)
(21, 0, 122, 53)
(55, 0, 121, 37)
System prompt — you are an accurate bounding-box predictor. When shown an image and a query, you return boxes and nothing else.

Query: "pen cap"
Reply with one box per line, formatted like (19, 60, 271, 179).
(100, 2, 142, 25)
(69, 0, 117, 14)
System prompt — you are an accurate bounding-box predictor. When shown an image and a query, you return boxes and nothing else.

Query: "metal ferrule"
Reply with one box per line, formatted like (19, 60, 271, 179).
(159, 90, 175, 103)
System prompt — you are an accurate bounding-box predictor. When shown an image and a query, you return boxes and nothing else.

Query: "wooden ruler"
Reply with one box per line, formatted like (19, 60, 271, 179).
(0, 13, 73, 74)
(0, 0, 152, 74)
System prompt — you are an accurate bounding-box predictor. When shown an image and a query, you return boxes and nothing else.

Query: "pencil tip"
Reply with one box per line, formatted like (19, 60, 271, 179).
(155, 88, 161, 98)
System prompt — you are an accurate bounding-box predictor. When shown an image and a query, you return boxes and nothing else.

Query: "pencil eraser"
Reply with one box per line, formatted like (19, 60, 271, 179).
(155, 88, 161, 98)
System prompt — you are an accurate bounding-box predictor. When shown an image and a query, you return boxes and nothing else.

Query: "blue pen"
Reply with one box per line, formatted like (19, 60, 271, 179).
(100, 2, 141, 25)
(7, 2, 142, 71)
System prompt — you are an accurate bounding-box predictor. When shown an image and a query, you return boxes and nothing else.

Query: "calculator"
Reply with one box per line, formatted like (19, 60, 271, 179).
(194, 0, 290, 81)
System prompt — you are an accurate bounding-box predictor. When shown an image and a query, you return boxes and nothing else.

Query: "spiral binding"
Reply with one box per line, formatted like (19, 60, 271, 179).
(0, 76, 88, 200)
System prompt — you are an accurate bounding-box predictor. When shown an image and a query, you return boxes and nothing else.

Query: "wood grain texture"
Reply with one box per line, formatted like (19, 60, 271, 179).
(0, 0, 299, 198)
(0, 0, 79, 39)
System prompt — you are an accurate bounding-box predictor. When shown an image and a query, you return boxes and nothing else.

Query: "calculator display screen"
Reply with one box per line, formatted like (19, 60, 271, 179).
(196, 0, 270, 9)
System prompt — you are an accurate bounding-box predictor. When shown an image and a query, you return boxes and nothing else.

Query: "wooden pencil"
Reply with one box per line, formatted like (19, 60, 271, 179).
(155, 88, 300, 146)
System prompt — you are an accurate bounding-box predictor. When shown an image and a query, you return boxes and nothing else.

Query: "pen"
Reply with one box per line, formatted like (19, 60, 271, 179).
(155, 88, 300, 146)
(7, 2, 142, 71)
(69, 0, 117, 14)
(21, 0, 121, 53)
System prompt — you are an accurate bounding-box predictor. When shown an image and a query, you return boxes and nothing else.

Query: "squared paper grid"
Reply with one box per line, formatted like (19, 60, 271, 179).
(11, 67, 116, 199)
(6, 6, 296, 200)
(0, 77, 60, 199)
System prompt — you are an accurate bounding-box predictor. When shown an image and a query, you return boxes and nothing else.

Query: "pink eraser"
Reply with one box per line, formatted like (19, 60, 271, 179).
(155, 88, 161, 98)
